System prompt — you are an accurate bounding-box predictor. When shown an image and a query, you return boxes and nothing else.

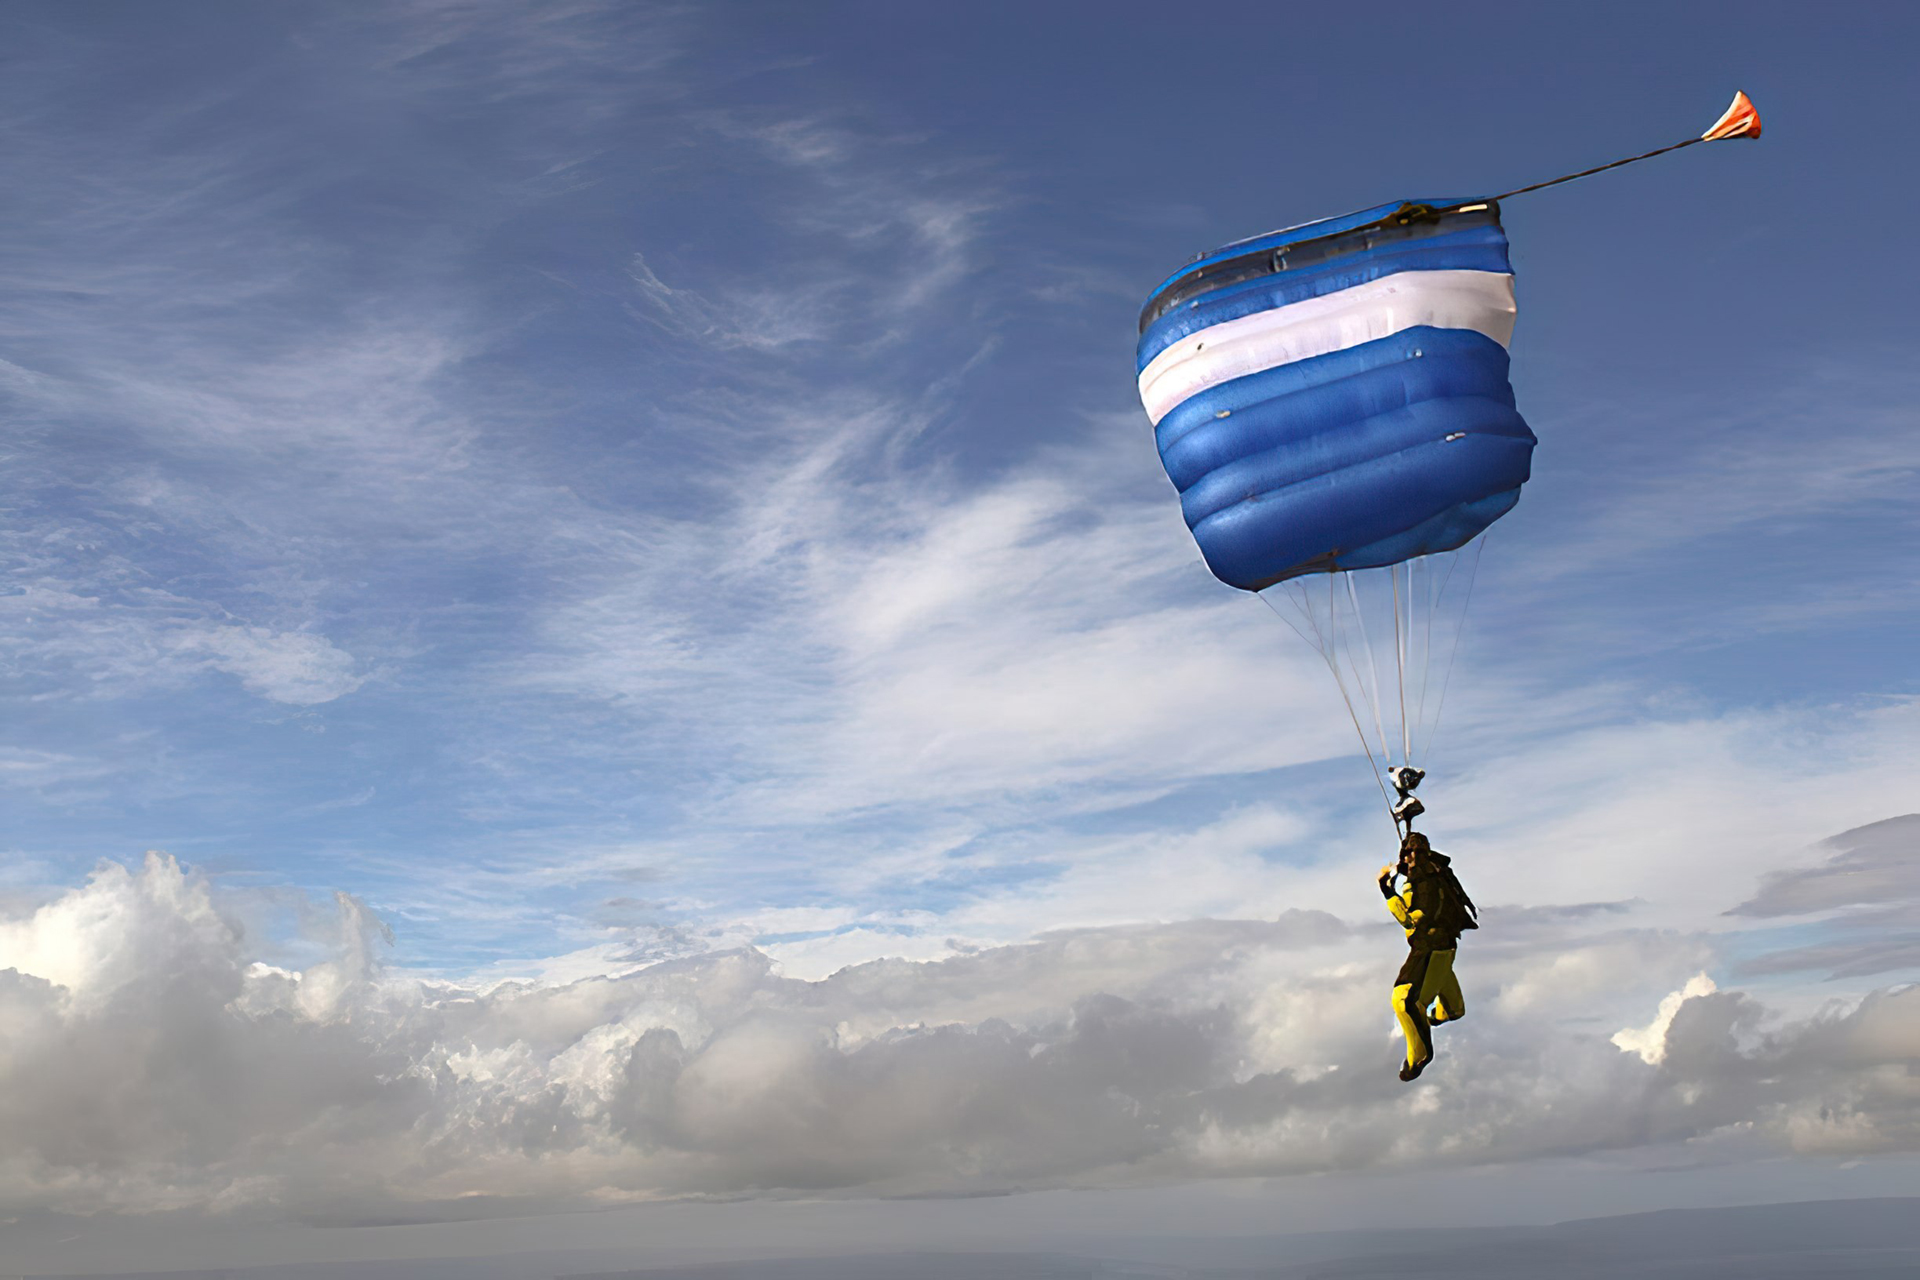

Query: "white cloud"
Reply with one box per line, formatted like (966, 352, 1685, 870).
(1513, 368, 1920, 586)
(1612, 973, 1718, 1065)
(178, 624, 366, 706)
(0, 853, 1913, 1219)
(1426, 696, 1920, 929)
(0, 586, 365, 706)
(0, 3, 710, 731)
(628, 253, 832, 351)
(0, 854, 238, 1007)
(1731, 814, 1918, 918)
(518, 402, 1348, 840)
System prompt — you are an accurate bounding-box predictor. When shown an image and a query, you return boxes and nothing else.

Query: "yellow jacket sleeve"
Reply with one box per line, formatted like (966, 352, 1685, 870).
(1387, 886, 1420, 934)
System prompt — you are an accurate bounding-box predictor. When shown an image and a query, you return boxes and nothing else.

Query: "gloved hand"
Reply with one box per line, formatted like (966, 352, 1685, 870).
(1377, 865, 1397, 897)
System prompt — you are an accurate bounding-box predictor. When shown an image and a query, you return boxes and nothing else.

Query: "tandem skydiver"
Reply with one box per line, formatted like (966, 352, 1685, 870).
(1378, 830, 1478, 1082)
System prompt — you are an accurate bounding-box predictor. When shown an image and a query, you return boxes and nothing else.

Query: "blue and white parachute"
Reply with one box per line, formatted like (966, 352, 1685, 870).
(1136, 97, 1760, 826)
(1136, 199, 1538, 819)
(1137, 199, 1535, 591)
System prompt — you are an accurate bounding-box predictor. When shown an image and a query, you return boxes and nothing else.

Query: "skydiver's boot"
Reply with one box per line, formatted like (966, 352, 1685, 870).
(1391, 982, 1434, 1082)
(1391, 794, 1425, 825)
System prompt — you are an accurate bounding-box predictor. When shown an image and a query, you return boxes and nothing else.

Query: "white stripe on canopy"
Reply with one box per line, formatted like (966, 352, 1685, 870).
(1138, 269, 1517, 427)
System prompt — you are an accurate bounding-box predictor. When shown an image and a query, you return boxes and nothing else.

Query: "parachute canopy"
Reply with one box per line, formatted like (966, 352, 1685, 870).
(1136, 200, 1537, 592)
(1133, 95, 1759, 831)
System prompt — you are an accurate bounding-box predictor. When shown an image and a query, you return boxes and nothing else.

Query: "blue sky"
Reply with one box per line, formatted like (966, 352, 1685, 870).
(2, 0, 1918, 1256)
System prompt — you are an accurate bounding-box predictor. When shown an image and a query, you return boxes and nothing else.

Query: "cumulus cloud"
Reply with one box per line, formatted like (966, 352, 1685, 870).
(1612, 973, 1718, 1065)
(1, 855, 1914, 1220)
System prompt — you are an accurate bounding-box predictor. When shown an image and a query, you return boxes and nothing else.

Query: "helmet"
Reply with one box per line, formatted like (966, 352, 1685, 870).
(1400, 831, 1431, 854)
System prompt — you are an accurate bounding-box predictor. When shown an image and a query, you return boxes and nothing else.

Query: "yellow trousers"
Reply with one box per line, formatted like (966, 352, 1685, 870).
(1391, 947, 1463, 1069)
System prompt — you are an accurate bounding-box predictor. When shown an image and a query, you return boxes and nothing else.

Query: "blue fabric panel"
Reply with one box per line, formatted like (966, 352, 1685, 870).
(1143, 198, 1462, 300)
(1137, 228, 1511, 370)
(1159, 336, 1515, 490)
(1188, 431, 1534, 590)
(1336, 488, 1521, 572)
(1180, 396, 1530, 530)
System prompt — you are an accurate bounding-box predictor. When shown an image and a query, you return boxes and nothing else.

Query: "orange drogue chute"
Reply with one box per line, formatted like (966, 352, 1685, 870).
(1487, 90, 1764, 203)
(1702, 90, 1762, 142)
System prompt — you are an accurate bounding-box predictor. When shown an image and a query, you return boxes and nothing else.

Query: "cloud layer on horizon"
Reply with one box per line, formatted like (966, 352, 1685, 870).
(0, 838, 1913, 1220)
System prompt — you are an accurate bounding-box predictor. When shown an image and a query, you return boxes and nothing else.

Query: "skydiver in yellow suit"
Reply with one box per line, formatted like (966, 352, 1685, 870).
(1378, 831, 1477, 1081)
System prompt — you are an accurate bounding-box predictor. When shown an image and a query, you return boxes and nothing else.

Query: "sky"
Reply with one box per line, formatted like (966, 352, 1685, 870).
(1, 1, 1917, 1272)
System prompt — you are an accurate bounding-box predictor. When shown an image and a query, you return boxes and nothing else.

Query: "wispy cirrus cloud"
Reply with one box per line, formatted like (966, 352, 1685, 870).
(1731, 814, 1918, 918)
(1488, 362, 1920, 662)
(1529, 372, 1920, 573)
(0, 584, 364, 706)
(1725, 815, 1920, 982)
